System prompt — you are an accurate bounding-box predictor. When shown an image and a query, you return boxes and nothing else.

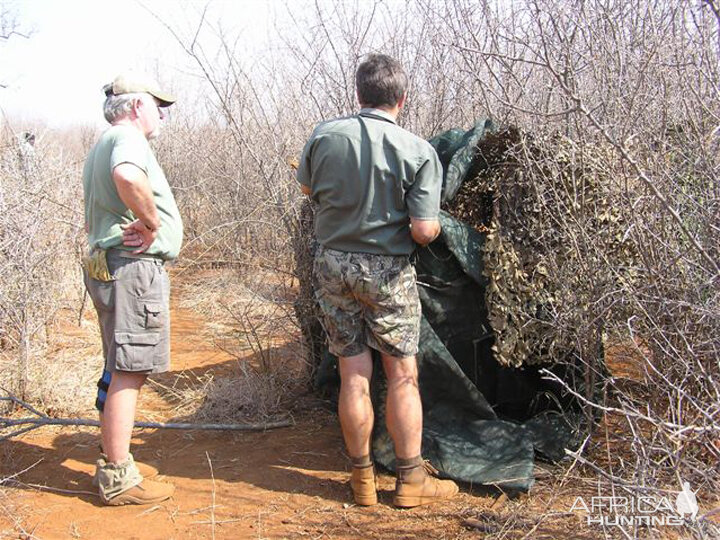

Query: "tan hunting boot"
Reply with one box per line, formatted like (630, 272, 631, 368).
(92, 454, 159, 487)
(103, 478, 175, 506)
(350, 465, 378, 506)
(393, 461, 458, 508)
(97, 454, 174, 506)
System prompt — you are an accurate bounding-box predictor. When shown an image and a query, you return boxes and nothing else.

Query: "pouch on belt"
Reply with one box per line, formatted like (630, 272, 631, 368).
(82, 249, 114, 282)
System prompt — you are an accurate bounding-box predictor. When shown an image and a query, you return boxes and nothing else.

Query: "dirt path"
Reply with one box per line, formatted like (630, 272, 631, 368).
(0, 293, 507, 539)
(4, 277, 705, 539)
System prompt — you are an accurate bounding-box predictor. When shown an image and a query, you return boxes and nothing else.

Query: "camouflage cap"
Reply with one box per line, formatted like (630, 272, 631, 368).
(103, 72, 175, 107)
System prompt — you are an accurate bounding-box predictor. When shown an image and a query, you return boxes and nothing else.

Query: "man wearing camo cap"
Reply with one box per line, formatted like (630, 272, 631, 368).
(82, 72, 182, 505)
(297, 54, 458, 507)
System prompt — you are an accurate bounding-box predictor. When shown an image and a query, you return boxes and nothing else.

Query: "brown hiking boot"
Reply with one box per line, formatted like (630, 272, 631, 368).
(350, 465, 378, 506)
(96, 454, 174, 506)
(92, 455, 159, 487)
(393, 461, 458, 508)
(102, 479, 175, 506)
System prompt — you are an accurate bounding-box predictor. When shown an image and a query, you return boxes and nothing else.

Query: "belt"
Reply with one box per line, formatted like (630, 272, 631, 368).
(108, 248, 166, 265)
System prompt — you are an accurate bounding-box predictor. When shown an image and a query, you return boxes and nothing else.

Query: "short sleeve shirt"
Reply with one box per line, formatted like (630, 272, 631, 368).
(296, 108, 442, 256)
(82, 125, 184, 260)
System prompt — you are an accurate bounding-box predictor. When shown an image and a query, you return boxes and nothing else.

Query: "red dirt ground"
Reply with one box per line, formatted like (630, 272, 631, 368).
(0, 288, 506, 540)
(1, 276, 711, 539)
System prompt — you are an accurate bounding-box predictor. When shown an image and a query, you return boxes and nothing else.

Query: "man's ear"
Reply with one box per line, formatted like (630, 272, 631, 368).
(397, 92, 407, 110)
(131, 97, 144, 117)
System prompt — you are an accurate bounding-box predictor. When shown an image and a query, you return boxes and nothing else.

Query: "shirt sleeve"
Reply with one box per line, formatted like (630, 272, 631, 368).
(296, 136, 314, 188)
(406, 147, 443, 220)
(110, 128, 150, 174)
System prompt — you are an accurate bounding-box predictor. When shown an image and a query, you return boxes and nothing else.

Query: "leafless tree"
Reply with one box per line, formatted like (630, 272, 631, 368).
(0, 1, 30, 89)
(0, 126, 84, 401)
(422, 1, 719, 535)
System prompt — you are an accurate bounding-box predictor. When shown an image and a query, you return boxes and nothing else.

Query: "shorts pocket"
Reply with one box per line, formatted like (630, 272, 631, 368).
(144, 303, 163, 329)
(84, 270, 115, 314)
(114, 332, 160, 371)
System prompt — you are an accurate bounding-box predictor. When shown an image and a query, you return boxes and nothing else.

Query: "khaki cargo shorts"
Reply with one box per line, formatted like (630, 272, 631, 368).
(83, 249, 171, 373)
(313, 245, 421, 358)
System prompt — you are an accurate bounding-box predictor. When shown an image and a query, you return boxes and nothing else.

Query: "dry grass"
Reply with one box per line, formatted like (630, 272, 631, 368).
(0, 261, 307, 424)
(0, 311, 100, 418)
(150, 366, 293, 425)
(142, 266, 309, 425)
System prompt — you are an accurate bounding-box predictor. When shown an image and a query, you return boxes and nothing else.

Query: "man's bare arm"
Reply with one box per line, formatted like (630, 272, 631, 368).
(410, 217, 441, 246)
(113, 163, 161, 231)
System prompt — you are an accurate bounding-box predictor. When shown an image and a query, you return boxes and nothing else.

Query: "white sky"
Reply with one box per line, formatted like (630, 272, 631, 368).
(0, 0, 274, 128)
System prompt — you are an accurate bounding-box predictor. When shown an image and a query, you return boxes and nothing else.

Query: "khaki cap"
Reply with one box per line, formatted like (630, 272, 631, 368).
(103, 72, 176, 107)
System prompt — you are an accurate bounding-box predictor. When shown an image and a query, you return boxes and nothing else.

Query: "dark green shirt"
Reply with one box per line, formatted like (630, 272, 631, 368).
(297, 108, 442, 256)
(83, 125, 184, 260)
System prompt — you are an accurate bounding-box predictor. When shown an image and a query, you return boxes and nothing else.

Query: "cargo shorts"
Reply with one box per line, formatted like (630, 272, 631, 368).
(83, 249, 171, 373)
(313, 245, 421, 358)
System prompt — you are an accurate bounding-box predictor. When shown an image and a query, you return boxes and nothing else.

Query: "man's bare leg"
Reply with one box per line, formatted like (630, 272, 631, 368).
(381, 353, 422, 459)
(382, 353, 458, 507)
(338, 348, 377, 505)
(101, 371, 146, 463)
(338, 348, 374, 458)
(96, 371, 174, 505)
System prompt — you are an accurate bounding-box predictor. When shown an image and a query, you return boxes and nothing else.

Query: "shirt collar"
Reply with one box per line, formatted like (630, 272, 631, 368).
(358, 107, 397, 124)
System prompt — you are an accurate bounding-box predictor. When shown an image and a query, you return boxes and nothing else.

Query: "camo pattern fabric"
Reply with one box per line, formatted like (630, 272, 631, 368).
(82, 249, 114, 282)
(313, 246, 421, 358)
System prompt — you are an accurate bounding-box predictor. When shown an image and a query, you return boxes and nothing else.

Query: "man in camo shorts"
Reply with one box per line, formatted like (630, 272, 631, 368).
(297, 54, 458, 507)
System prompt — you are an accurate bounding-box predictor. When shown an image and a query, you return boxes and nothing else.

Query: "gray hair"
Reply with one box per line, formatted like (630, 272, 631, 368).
(355, 54, 408, 108)
(102, 91, 150, 123)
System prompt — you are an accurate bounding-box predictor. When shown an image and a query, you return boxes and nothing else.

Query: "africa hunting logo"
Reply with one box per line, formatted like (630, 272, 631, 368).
(570, 482, 699, 527)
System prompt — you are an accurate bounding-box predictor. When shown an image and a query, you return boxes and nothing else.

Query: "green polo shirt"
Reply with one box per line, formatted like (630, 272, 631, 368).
(82, 124, 183, 260)
(297, 108, 442, 256)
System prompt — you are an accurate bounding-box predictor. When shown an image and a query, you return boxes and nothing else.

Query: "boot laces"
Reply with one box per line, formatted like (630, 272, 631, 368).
(423, 460, 439, 476)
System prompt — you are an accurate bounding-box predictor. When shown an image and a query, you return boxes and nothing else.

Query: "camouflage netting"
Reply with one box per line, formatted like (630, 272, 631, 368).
(292, 120, 628, 490)
(445, 127, 637, 367)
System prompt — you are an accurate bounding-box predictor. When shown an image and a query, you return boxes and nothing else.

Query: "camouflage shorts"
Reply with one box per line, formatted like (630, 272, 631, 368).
(313, 246, 421, 358)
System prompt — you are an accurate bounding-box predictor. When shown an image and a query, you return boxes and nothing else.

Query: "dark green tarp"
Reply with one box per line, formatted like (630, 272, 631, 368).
(430, 119, 495, 203)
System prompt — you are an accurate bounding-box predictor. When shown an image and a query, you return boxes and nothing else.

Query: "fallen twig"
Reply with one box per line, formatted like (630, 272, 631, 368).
(4, 479, 97, 497)
(207, 451, 216, 540)
(0, 392, 293, 441)
(192, 519, 242, 525)
(462, 518, 499, 533)
(137, 505, 162, 516)
(0, 459, 43, 485)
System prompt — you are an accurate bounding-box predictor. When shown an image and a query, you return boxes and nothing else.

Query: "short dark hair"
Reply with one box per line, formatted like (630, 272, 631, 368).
(355, 54, 408, 108)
